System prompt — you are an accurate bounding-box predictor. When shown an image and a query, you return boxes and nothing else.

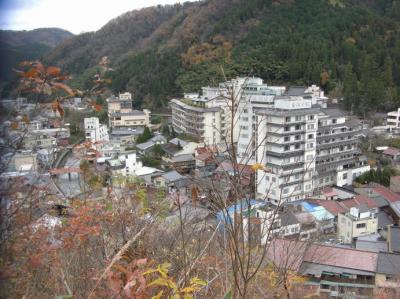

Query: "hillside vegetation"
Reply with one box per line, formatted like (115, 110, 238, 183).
(0, 28, 73, 83)
(35, 0, 400, 112)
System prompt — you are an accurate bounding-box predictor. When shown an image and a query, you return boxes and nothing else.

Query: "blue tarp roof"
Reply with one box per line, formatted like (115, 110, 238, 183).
(301, 201, 334, 221)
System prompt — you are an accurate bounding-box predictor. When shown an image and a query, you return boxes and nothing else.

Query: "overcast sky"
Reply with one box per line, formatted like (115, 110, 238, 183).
(0, 0, 191, 34)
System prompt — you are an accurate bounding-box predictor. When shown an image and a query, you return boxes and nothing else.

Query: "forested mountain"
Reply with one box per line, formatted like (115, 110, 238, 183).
(0, 28, 73, 83)
(30, 1, 400, 113)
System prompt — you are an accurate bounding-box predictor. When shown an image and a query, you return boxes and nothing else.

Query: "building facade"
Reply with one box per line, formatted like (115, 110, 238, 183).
(337, 206, 378, 244)
(256, 96, 319, 203)
(107, 92, 150, 129)
(84, 117, 109, 143)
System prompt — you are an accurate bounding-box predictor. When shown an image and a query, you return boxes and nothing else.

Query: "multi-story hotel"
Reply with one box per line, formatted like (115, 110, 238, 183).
(255, 101, 369, 203)
(107, 92, 150, 129)
(256, 96, 319, 204)
(171, 77, 369, 203)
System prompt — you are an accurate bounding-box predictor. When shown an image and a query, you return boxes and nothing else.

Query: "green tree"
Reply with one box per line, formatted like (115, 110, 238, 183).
(136, 126, 153, 143)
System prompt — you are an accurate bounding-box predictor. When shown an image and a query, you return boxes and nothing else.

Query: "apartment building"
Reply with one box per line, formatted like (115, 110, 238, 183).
(84, 117, 109, 143)
(256, 96, 319, 203)
(107, 92, 150, 129)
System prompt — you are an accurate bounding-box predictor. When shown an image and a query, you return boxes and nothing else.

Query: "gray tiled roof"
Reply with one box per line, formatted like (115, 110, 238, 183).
(376, 252, 400, 275)
(377, 212, 393, 228)
(162, 170, 184, 182)
(389, 226, 400, 252)
(321, 108, 346, 118)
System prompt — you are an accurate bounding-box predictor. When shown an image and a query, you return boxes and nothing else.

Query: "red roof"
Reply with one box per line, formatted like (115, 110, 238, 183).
(373, 185, 400, 203)
(383, 147, 400, 156)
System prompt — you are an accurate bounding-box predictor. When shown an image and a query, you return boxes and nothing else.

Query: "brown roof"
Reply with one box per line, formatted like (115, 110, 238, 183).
(308, 199, 347, 216)
(341, 194, 379, 209)
(383, 147, 400, 156)
(267, 239, 378, 273)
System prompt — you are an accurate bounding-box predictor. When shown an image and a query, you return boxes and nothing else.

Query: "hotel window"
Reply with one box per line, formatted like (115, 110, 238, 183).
(285, 116, 291, 122)
(284, 126, 290, 132)
(284, 136, 290, 142)
(284, 145, 290, 151)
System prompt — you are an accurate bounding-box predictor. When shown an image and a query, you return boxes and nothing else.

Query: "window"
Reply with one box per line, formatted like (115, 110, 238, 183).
(356, 223, 366, 229)
(243, 109, 248, 113)
(283, 188, 289, 194)
(240, 126, 248, 130)
(295, 135, 301, 140)
(332, 119, 337, 124)
(284, 136, 290, 142)
(295, 115, 301, 121)
(272, 177, 276, 183)
(309, 115, 314, 120)
(307, 143, 314, 149)
(284, 145, 290, 151)
(284, 126, 290, 132)
(308, 134, 313, 139)
(306, 154, 313, 161)
(306, 184, 311, 190)
(342, 173, 348, 180)
(307, 124, 314, 129)
(295, 144, 300, 149)
(285, 116, 291, 122)
(294, 185, 301, 191)
(295, 125, 301, 130)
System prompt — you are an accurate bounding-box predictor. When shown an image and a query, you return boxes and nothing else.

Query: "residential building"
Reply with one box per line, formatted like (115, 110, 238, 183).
(136, 133, 166, 155)
(107, 92, 150, 129)
(383, 147, 400, 161)
(267, 238, 400, 298)
(22, 132, 56, 149)
(106, 150, 142, 177)
(11, 151, 38, 172)
(84, 117, 109, 143)
(337, 206, 378, 244)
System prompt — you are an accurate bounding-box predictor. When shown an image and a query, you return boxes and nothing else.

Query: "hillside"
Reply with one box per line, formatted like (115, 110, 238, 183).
(0, 28, 73, 83)
(32, 1, 400, 112)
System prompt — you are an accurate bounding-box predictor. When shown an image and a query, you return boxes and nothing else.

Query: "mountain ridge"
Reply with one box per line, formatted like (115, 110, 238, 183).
(8, 0, 400, 114)
(0, 27, 74, 83)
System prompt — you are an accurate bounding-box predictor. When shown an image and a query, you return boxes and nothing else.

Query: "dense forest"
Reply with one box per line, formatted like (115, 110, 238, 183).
(7, 0, 400, 114)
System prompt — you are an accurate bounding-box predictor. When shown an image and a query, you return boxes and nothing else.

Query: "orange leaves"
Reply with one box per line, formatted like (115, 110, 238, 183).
(10, 121, 19, 130)
(22, 114, 30, 124)
(47, 66, 61, 76)
(52, 99, 64, 118)
(14, 60, 74, 98)
(182, 35, 232, 66)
